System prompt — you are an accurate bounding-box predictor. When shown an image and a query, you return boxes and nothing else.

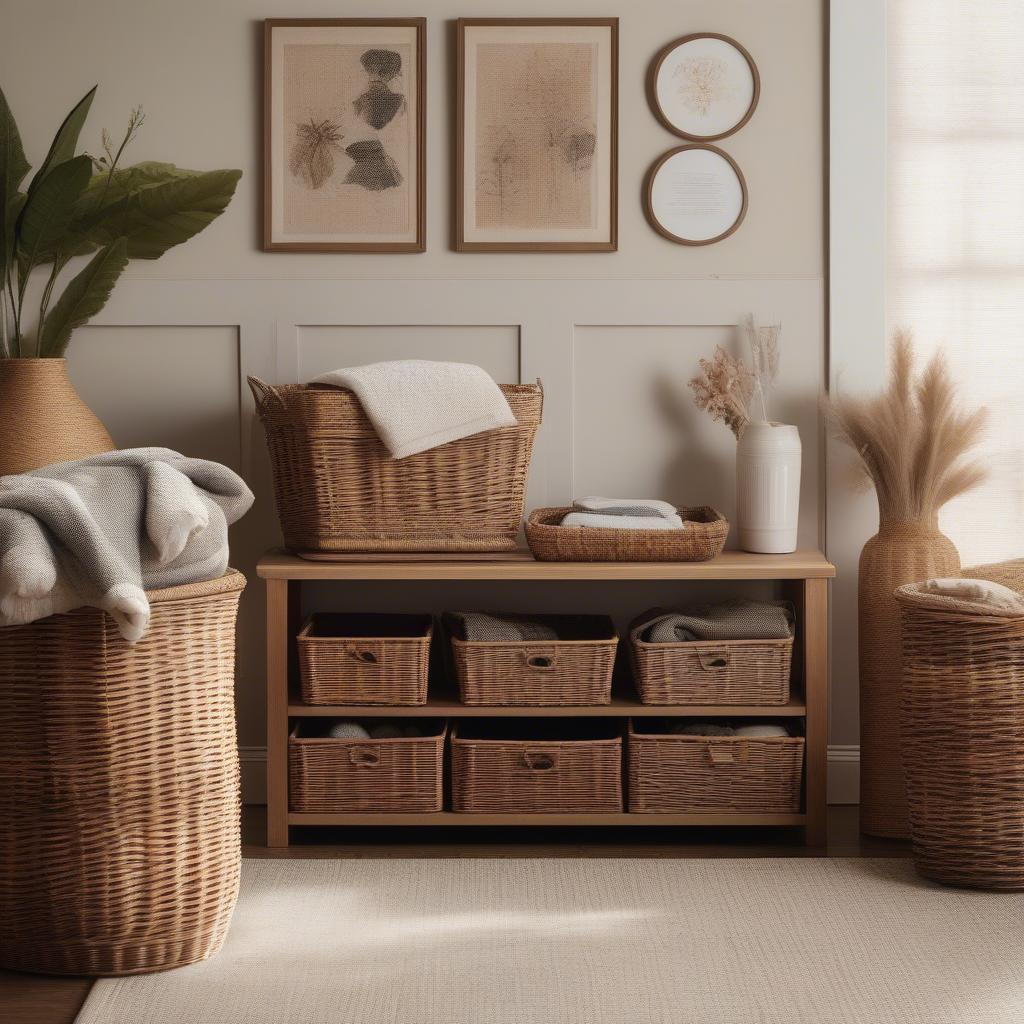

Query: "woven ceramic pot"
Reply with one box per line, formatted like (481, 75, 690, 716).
(859, 518, 960, 838)
(0, 358, 115, 476)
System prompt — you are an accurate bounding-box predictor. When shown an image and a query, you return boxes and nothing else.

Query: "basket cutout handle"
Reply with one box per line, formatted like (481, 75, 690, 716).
(246, 375, 286, 414)
(697, 649, 731, 671)
(706, 744, 735, 767)
(349, 747, 381, 767)
(523, 750, 557, 771)
(523, 648, 557, 672)
(346, 646, 380, 666)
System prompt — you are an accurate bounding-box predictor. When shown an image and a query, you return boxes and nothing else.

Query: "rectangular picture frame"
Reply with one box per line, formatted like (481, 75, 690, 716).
(455, 17, 618, 253)
(263, 18, 426, 253)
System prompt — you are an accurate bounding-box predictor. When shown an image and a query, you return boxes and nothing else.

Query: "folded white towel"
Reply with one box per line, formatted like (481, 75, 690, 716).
(922, 577, 1024, 613)
(312, 360, 516, 460)
(561, 511, 685, 530)
(573, 496, 679, 520)
(734, 724, 789, 738)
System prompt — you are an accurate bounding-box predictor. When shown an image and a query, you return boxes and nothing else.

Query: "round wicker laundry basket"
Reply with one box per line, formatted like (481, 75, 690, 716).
(896, 581, 1024, 890)
(0, 571, 246, 975)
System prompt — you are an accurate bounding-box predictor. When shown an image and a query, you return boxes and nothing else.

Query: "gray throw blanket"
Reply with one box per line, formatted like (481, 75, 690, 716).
(0, 448, 253, 642)
(454, 612, 558, 643)
(633, 600, 794, 644)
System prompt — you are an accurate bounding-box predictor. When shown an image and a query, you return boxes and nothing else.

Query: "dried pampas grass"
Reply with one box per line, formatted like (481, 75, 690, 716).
(827, 328, 988, 521)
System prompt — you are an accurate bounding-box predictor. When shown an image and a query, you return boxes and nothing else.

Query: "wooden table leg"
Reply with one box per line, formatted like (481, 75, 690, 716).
(266, 578, 294, 847)
(802, 576, 829, 848)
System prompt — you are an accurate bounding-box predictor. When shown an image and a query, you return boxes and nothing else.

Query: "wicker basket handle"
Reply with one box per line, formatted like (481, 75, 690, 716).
(696, 649, 731, 671)
(706, 744, 735, 767)
(523, 750, 557, 771)
(346, 646, 381, 666)
(246, 375, 287, 414)
(522, 648, 558, 672)
(349, 747, 381, 767)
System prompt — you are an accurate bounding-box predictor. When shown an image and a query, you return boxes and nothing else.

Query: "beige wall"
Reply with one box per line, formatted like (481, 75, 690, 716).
(3, 0, 832, 797)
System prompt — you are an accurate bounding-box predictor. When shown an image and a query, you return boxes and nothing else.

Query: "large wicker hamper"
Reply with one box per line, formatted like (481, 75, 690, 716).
(0, 571, 246, 976)
(897, 581, 1024, 890)
(249, 377, 543, 553)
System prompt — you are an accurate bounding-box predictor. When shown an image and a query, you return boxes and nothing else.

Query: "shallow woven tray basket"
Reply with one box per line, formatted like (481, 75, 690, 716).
(628, 720, 805, 813)
(0, 571, 246, 976)
(289, 721, 446, 813)
(444, 613, 618, 706)
(897, 582, 1024, 890)
(525, 506, 728, 562)
(298, 612, 433, 705)
(630, 635, 793, 705)
(249, 377, 542, 554)
(451, 721, 623, 813)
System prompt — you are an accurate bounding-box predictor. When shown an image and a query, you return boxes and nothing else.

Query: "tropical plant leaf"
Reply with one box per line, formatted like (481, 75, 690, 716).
(16, 154, 92, 272)
(25, 86, 96, 197)
(38, 237, 128, 356)
(0, 86, 30, 279)
(67, 167, 241, 259)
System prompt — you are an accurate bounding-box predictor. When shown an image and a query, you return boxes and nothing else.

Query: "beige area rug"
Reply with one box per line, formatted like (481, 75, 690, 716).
(78, 858, 1024, 1024)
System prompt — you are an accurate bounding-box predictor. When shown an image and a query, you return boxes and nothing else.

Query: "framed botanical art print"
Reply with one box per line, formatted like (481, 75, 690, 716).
(263, 18, 425, 252)
(455, 18, 618, 252)
(648, 33, 759, 142)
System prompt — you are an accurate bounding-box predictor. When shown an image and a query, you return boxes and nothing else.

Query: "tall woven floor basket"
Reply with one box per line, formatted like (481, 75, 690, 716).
(0, 571, 246, 976)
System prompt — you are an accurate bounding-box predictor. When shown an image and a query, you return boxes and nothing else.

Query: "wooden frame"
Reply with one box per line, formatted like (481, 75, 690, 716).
(454, 18, 619, 253)
(647, 32, 760, 142)
(262, 18, 426, 253)
(260, 549, 834, 848)
(643, 144, 749, 246)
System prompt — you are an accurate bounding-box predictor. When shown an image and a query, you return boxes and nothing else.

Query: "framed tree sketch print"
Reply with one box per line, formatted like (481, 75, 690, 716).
(263, 18, 425, 252)
(455, 18, 618, 252)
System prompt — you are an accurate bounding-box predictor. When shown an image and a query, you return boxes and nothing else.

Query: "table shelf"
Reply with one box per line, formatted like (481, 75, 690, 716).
(288, 811, 807, 827)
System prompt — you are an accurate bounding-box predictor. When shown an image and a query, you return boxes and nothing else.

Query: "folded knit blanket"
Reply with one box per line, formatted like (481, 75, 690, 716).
(573, 496, 679, 519)
(633, 600, 794, 643)
(0, 448, 253, 642)
(453, 612, 558, 643)
(312, 360, 516, 460)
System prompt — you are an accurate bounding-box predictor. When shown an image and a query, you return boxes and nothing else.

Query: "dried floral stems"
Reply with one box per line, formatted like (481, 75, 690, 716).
(743, 314, 780, 424)
(827, 328, 988, 521)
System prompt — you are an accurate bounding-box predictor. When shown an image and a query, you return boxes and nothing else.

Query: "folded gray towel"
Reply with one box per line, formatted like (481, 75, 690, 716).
(454, 612, 558, 642)
(633, 600, 794, 644)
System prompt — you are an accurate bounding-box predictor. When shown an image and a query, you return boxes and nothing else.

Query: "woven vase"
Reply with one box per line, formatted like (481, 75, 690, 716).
(0, 357, 115, 476)
(859, 518, 960, 838)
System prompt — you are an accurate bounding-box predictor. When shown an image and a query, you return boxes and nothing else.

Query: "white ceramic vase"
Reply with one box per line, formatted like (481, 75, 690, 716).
(735, 421, 801, 553)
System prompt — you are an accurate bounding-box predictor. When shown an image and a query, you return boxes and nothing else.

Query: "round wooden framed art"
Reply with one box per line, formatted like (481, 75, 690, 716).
(648, 33, 760, 141)
(643, 144, 748, 246)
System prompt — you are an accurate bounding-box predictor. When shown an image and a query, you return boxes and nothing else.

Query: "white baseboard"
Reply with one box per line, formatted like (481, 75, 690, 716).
(239, 744, 862, 807)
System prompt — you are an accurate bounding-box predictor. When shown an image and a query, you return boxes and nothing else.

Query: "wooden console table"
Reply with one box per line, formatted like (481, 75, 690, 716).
(258, 549, 835, 848)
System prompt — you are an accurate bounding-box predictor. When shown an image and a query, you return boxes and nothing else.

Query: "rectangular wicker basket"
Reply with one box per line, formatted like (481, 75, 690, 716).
(630, 634, 793, 705)
(627, 720, 805, 813)
(297, 613, 433, 706)
(444, 613, 618, 706)
(248, 377, 542, 554)
(289, 720, 446, 813)
(525, 506, 728, 562)
(451, 720, 623, 813)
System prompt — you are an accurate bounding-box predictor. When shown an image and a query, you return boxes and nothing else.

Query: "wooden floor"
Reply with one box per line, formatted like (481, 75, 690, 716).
(1, 805, 907, 1024)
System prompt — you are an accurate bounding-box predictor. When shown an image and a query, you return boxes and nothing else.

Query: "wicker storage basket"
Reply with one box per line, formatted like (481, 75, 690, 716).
(630, 634, 793, 705)
(628, 720, 805, 813)
(897, 582, 1024, 889)
(298, 613, 433, 705)
(451, 720, 623, 813)
(249, 377, 542, 554)
(444, 613, 618, 706)
(0, 571, 246, 976)
(525, 506, 728, 562)
(289, 720, 445, 813)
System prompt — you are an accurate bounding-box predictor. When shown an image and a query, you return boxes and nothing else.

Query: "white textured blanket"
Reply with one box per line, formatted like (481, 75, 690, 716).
(312, 360, 516, 460)
(0, 448, 253, 642)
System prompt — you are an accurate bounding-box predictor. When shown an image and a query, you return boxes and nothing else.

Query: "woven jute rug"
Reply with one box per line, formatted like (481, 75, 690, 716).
(78, 858, 1024, 1024)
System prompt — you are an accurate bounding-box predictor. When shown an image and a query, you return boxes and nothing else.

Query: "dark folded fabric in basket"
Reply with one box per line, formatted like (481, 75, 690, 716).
(632, 600, 794, 643)
(453, 612, 559, 642)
